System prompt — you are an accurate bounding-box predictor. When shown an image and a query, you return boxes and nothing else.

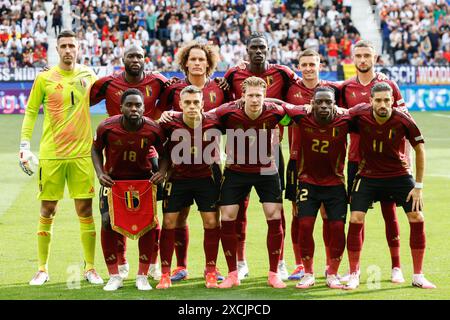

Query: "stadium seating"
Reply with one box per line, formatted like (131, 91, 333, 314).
(376, 0, 450, 65)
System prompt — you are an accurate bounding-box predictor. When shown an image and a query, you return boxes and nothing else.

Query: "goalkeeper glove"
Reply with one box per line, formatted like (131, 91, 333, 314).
(19, 141, 39, 176)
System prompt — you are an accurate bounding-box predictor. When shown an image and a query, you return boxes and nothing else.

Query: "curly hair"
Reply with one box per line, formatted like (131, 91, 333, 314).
(175, 41, 220, 77)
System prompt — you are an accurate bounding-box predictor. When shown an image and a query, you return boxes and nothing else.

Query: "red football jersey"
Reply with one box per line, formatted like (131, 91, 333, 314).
(349, 104, 424, 179)
(93, 115, 166, 180)
(341, 74, 406, 162)
(224, 64, 298, 100)
(157, 78, 227, 112)
(90, 71, 168, 119)
(212, 101, 286, 173)
(284, 104, 353, 186)
(286, 79, 342, 161)
(159, 112, 222, 180)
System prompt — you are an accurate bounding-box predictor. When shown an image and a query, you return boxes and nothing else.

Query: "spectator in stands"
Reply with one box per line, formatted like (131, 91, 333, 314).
(34, 24, 48, 50)
(51, 0, 63, 36)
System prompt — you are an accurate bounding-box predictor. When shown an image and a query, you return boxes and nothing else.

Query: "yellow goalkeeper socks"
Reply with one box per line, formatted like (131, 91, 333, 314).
(79, 216, 96, 271)
(37, 216, 54, 272)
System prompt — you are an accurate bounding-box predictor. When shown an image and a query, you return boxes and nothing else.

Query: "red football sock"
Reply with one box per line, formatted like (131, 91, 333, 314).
(221, 220, 238, 272)
(174, 225, 189, 268)
(159, 228, 175, 274)
(291, 215, 303, 265)
(116, 234, 127, 265)
(236, 195, 249, 261)
(138, 229, 156, 275)
(267, 219, 283, 273)
(322, 216, 331, 266)
(101, 228, 119, 275)
(298, 216, 316, 274)
(204, 227, 220, 273)
(150, 224, 160, 264)
(347, 222, 364, 273)
(279, 206, 286, 261)
(381, 201, 401, 269)
(409, 221, 426, 274)
(327, 220, 346, 275)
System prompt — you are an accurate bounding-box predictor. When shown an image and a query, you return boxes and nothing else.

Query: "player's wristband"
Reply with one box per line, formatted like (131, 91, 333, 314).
(414, 182, 423, 189)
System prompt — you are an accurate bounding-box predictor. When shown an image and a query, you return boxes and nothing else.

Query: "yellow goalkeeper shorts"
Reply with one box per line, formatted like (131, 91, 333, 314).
(37, 157, 95, 200)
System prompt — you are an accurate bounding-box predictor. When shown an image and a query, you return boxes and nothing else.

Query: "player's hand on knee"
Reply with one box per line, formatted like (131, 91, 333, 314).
(98, 173, 115, 187)
(19, 141, 38, 176)
(407, 188, 423, 212)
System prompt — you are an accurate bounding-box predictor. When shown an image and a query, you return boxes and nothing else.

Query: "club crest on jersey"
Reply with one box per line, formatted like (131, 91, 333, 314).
(125, 186, 140, 211)
(388, 129, 396, 139)
(266, 76, 273, 86)
(146, 85, 152, 97)
(80, 78, 87, 88)
(209, 92, 216, 103)
(305, 127, 314, 133)
(141, 138, 148, 148)
(332, 127, 340, 137)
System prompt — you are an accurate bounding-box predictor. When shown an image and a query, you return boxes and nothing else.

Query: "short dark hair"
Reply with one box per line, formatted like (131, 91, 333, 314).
(371, 82, 392, 97)
(121, 88, 144, 104)
(246, 32, 267, 46)
(314, 86, 335, 97)
(57, 30, 77, 42)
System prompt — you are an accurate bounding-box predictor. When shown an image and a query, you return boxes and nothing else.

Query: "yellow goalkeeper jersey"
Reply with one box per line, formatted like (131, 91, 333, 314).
(20, 64, 98, 159)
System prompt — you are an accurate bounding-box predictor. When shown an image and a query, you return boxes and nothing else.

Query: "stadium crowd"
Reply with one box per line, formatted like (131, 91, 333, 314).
(377, 0, 450, 65)
(68, 0, 358, 72)
(0, 0, 64, 67)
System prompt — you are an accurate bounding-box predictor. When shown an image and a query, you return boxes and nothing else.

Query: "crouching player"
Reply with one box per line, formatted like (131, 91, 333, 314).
(276, 87, 352, 289)
(156, 85, 222, 289)
(92, 88, 166, 291)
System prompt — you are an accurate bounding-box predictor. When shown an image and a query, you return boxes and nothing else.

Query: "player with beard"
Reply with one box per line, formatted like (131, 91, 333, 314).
(224, 33, 299, 280)
(341, 40, 407, 284)
(92, 89, 166, 291)
(90, 45, 168, 281)
(344, 82, 435, 290)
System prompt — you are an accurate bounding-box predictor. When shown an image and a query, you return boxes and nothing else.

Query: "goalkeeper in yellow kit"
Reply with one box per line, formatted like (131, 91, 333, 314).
(19, 30, 103, 286)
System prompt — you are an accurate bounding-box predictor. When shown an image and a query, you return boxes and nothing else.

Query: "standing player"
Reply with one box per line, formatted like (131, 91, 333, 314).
(19, 30, 103, 286)
(284, 49, 342, 280)
(344, 82, 435, 290)
(156, 86, 222, 289)
(224, 32, 299, 280)
(341, 40, 407, 283)
(214, 77, 289, 289)
(280, 87, 351, 289)
(157, 41, 226, 281)
(91, 89, 166, 291)
(90, 45, 167, 281)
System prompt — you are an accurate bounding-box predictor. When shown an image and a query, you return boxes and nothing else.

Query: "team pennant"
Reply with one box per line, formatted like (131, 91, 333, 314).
(107, 180, 158, 239)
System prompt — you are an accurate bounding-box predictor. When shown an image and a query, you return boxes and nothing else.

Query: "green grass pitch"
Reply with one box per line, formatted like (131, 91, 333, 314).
(0, 112, 449, 300)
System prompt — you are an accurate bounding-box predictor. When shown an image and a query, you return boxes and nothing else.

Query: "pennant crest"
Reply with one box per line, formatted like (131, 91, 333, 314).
(125, 186, 140, 211)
